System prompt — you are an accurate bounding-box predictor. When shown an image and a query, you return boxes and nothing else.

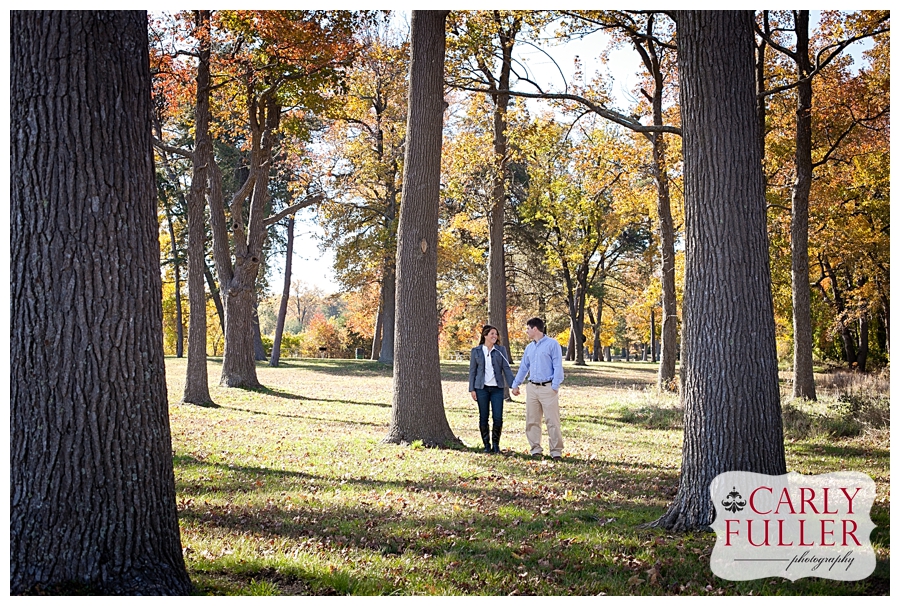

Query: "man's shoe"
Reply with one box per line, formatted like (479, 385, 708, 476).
(530, 453, 542, 459)
(551, 454, 562, 461)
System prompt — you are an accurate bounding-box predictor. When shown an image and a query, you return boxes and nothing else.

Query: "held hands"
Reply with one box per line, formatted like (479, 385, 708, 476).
(511, 387, 520, 397)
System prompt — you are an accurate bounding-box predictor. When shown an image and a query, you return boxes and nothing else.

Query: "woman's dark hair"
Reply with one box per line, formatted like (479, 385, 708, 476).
(479, 324, 501, 346)
(526, 317, 545, 333)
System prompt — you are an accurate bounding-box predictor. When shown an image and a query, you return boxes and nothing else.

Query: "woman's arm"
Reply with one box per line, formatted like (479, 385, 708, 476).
(498, 346, 515, 387)
(468, 347, 479, 392)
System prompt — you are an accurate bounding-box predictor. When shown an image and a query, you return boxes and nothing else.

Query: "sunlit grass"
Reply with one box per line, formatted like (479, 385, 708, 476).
(166, 357, 889, 595)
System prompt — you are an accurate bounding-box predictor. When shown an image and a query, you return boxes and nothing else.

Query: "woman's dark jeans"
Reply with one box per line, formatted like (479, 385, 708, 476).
(475, 385, 504, 451)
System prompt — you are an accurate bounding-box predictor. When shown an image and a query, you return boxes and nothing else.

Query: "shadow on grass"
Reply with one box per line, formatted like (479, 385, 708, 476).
(227, 385, 391, 409)
(266, 359, 395, 378)
(789, 441, 889, 461)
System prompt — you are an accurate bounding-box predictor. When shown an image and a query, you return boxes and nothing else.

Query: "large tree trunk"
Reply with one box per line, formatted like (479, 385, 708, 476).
(182, 9, 214, 406)
(652, 11, 786, 532)
(209, 90, 279, 388)
(270, 215, 295, 367)
(789, 11, 817, 400)
(385, 10, 459, 447)
(221, 277, 263, 387)
(10, 11, 192, 594)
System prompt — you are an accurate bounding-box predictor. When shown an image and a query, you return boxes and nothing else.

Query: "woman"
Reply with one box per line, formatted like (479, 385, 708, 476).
(468, 325, 515, 453)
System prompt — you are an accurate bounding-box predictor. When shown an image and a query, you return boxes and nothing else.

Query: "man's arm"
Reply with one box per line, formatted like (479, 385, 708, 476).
(551, 341, 564, 391)
(511, 347, 530, 390)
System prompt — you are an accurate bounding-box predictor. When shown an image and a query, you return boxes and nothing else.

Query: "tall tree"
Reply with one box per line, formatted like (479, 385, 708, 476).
(757, 10, 889, 395)
(651, 11, 786, 531)
(385, 10, 460, 447)
(270, 214, 295, 366)
(11, 11, 192, 594)
(562, 11, 681, 387)
(446, 11, 539, 362)
(154, 11, 346, 387)
(318, 21, 408, 365)
(183, 9, 215, 405)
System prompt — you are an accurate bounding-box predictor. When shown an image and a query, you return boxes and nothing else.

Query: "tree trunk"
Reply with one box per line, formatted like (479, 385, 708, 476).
(591, 292, 604, 361)
(818, 255, 857, 369)
(252, 296, 267, 361)
(573, 274, 588, 366)
(208, 84, 283, 388)
(221, 280, 263, 387)
(649, 89, 678, 391)
(378, 252, 397, 365)
(485, 14, 518, 363)
(10, 11, 192, 594)
(164, 210, 185, 358)
(857, 313, 869, 372)
(755, 11, 770, 163)
(182, 9, 214, 406)
(370, 296, 383, 361)
(650, 308, 657, 363)
(789, 10, 817, 400)
(385, 10, 459, 447)
(204, 264, 225, 334)
(270, 215, 294, 366)
(487, 183, 509, 362)
(651, 11, 786, 532)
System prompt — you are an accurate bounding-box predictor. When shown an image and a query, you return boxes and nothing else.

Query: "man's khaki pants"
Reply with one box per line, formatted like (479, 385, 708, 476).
(525, 383, 564, 457)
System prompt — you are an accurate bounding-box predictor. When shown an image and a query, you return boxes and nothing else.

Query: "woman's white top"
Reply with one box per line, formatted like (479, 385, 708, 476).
(482, 345, 498, 386)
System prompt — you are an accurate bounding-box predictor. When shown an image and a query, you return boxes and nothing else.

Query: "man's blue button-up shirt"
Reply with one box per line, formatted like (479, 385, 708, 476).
(511, 335, 564, 391)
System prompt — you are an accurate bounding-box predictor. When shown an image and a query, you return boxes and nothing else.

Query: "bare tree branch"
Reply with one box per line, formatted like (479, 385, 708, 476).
(264, 193, 325, 227)
(152, 137, 194, 160)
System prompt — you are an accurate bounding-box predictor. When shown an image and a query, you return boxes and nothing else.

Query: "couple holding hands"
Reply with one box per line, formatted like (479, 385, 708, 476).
(467, 317, 564, 460)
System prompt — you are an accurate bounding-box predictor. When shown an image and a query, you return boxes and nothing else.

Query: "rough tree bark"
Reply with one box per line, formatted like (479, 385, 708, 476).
(10, 10, 192, 594)
(205, 90, 322, 386)
(182, 9, 214, 406)
(385, 10, 460, 447)
(270, 214, 295, 367)
(651, 11, 786, 531)
(788, 10, 817, 400)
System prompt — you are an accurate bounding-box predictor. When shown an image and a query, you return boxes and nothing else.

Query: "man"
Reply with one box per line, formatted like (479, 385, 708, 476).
(511, 317, 564, 460)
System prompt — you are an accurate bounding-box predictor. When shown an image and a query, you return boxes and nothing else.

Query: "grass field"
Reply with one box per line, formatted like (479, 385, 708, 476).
(165, 357, 890, 595)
